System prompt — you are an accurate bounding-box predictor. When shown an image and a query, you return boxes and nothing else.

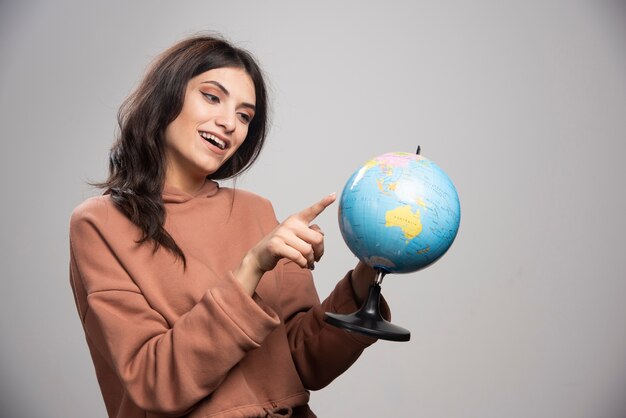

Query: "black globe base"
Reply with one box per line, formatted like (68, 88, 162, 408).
(325, 282, 410, 342)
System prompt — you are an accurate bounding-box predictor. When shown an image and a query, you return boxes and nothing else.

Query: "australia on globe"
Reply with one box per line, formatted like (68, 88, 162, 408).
(338, 151, 461, 274)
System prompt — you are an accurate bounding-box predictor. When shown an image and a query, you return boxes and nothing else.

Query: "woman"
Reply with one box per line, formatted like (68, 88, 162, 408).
(69, 34, 388, 418)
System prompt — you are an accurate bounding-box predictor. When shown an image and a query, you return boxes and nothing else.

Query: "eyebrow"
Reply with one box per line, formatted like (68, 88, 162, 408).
(201, 80, 256, 111)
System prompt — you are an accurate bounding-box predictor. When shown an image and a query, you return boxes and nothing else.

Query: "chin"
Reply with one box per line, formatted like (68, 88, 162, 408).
(196, 158, 223, 175)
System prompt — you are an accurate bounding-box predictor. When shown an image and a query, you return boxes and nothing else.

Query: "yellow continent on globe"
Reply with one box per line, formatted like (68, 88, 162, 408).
(385, 205, 423, 242)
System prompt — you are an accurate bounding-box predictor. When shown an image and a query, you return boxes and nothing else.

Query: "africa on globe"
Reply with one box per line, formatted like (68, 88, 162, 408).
(338, 151, 461, 274)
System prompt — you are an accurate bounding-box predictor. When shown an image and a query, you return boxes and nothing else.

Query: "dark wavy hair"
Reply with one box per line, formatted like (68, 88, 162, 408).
(96, 34, 269, 266)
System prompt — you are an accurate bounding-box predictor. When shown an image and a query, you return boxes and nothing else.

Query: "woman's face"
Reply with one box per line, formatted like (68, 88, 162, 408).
(164, 66, 256, 190)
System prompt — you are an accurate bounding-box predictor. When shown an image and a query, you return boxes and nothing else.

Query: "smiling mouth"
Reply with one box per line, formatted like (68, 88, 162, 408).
(199, 131, 226, 150)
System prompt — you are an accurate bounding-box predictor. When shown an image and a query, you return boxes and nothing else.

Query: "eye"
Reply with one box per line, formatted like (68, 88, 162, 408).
(237, 112, 253, 124)
(202, 92, 220, 103)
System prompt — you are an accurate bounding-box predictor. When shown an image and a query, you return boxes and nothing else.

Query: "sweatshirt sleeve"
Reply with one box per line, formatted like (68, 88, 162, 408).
(69, 202, 280, 415)
(278, 260, 391, 391)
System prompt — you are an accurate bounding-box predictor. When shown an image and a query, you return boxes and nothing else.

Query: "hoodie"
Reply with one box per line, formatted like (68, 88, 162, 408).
(69, 180, 387, 418)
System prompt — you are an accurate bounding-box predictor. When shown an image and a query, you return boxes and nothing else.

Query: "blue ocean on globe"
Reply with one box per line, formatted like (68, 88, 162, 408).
(338, 152, 461, 274)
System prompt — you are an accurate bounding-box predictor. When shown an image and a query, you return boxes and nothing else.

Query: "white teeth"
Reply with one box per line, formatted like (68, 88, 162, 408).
(200, 132, 226, 150)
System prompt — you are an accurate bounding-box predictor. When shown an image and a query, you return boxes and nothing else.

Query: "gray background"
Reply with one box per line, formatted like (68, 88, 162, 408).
(1, 1, 626, 417)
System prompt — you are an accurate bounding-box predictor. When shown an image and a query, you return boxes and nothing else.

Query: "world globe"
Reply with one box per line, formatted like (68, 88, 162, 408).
(338, 151, 461, 274)
(326, 151, 460, 341)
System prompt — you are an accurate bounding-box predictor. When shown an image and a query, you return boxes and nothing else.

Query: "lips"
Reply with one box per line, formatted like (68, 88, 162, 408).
(199, 131, 228, 150)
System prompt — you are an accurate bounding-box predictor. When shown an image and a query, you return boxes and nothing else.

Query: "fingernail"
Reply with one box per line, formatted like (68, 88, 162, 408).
(329, 192, 336, 198)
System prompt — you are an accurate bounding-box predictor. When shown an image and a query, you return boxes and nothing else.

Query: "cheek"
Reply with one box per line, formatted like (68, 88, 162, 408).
(231, 134, 248, 155)
(166, 111, 194, 140)
(167, 98, 202, 139)
(163, 124, 176, 149)
(164, 122, 181, 146)
(237, 126, 251, 144)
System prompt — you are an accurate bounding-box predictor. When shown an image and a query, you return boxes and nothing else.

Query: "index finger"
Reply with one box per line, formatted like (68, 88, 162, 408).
(297, 192, 337, 223)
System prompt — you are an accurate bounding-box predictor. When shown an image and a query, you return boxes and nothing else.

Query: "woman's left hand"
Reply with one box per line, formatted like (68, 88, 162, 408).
(350, 260, 378, 306)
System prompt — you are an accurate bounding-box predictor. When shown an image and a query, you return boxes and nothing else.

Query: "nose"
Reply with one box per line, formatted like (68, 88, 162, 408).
(215, 108, 236, 133)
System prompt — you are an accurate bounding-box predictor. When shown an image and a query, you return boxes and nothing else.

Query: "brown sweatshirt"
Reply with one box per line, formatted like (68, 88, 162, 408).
(69, 180, 387, 418)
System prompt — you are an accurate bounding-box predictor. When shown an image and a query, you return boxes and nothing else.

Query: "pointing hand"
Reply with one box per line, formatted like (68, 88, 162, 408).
(248, 193, 336, 274)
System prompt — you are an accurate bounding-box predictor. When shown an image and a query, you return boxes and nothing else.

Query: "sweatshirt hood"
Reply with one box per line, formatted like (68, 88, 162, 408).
(162, 180, 219, 203)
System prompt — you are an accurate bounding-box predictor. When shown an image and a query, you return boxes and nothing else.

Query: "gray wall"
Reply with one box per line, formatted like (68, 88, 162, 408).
(1, 1, 626, 417)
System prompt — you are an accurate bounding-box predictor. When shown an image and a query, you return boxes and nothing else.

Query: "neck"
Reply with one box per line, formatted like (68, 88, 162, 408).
(165, 169, 207, 196)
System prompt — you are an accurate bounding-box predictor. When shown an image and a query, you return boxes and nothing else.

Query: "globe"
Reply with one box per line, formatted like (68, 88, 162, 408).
(338, 151, 461, 274)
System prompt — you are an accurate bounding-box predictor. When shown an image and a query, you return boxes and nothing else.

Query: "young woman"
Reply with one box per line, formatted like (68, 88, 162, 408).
(69, 34, 388, 418)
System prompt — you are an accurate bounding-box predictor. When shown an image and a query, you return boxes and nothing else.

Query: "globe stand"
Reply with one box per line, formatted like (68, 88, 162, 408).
(325, 269, 410, 342)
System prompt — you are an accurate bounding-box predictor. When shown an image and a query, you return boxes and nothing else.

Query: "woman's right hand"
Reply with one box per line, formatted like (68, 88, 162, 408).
(234, 193, 336, 295)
